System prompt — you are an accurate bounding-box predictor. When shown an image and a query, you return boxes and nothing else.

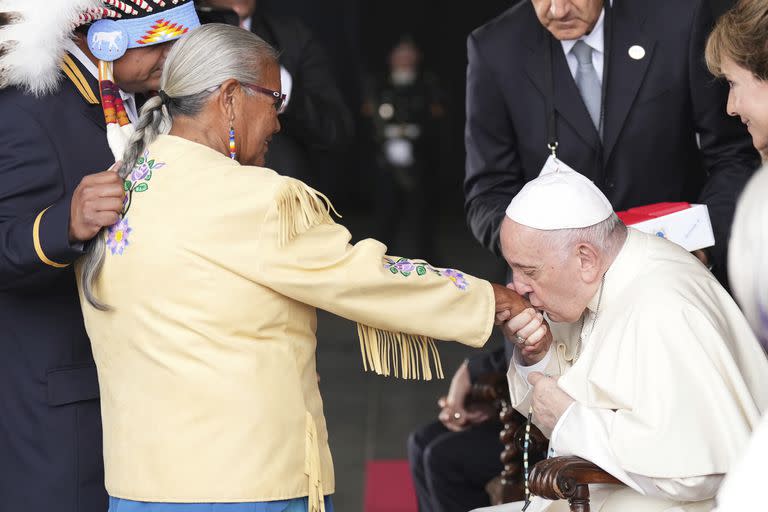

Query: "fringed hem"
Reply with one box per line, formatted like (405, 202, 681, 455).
(357, 324, 444, 380)
(304, 412, 325, 512)
(276, 180, 340, 247)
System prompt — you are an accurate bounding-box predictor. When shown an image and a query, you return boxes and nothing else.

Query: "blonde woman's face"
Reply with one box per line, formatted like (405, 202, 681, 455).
(722, 57, 768, 158)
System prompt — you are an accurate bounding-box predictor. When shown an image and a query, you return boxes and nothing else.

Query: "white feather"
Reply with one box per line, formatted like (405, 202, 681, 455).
(0, 0, 101, 96)
(106, 122, 132, 160)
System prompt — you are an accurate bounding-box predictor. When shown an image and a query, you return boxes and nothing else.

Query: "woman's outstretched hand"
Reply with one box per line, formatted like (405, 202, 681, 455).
(490, 282, 552, 365)
(490, 282, 530, 324)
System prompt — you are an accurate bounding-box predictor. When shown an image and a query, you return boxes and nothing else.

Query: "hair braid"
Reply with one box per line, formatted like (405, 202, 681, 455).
(80, 96, 167, 310)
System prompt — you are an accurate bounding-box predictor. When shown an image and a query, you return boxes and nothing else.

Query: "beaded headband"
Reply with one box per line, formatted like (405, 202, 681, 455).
(86, 1, 199, 62)
(83, 0, 199, 159)
(0, 0, 198, 160)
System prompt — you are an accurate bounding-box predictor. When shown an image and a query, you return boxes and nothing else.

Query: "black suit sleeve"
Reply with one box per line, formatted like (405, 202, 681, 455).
(463, 33, 527, 257)
(0, 102, 83, 290)
(466, 343, 514, 383)
(689, 0, 760, 272)
(278, 22, 353, 154)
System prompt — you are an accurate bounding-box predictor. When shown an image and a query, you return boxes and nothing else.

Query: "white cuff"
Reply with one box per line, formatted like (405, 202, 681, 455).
(548, 401, 576, 456)
(513, 344, 554, 386)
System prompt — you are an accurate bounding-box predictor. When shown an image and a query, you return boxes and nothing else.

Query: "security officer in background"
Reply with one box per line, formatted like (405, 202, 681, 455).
(363, 37, 447, 262)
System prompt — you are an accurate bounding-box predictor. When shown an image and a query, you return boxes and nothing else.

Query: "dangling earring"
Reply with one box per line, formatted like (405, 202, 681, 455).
(229, 124, 236, 160)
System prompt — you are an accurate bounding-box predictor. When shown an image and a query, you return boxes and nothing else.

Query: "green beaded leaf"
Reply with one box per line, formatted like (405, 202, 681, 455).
(389, 266, 399, 274)
(401, 271, 411, 277)
(137, 157, 145, 165)
(123, 180, 132, 191)
(416, 266, 426, 276)
(145, 170, 152, 181)
(133, 183, 149, 193)
(148, 159, 155, 167)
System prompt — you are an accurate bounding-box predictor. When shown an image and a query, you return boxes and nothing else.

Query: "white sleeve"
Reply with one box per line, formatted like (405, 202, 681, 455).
(550, 402, 723, 500)
(512, 344, 554, 384)
(506, 344, 559, 436)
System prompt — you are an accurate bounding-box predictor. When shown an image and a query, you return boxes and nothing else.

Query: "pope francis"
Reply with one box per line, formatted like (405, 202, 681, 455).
(474, 158, 768, 512)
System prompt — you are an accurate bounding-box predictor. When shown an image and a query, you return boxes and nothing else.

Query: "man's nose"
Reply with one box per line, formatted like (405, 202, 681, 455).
(513, 278, 533, 295)
(548, 0, 571, 19)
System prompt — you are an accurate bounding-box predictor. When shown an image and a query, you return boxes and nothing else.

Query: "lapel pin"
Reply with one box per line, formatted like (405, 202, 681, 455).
(628, 45, 646, 60)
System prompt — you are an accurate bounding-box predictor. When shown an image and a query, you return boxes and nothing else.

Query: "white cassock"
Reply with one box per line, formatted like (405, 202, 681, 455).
(473, 229, 768, 512)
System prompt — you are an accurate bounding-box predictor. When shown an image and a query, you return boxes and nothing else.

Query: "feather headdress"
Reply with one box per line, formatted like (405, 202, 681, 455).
(0, 0, 101, 96)
(0, 0, 199, 159)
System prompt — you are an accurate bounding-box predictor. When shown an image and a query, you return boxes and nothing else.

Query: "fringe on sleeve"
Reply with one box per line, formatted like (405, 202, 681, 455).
(276, 179, 340, 247)
(357, 324, 445, 380)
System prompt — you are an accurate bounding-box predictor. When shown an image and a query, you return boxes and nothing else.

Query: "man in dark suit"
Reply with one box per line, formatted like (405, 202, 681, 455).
(0, 3, 198, 510)
(408, 1, 759, 511)
(201, 0, 353, 185)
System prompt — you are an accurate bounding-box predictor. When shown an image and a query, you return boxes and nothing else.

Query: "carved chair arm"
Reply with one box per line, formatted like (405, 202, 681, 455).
(529, 456, 622, 501)
(468, 371, 509, 405)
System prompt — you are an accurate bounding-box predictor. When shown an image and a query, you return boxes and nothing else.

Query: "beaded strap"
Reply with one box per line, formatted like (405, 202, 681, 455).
(522, 405, 533, 511)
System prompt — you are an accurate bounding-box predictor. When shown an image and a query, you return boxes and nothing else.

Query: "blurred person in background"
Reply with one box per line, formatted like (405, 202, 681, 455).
(362, 36, 447, 262)
(199, 0, 353, 185)
(705, 1, 768, 507)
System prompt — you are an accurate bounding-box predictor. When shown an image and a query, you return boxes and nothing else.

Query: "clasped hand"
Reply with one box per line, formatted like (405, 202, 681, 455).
(492, 283, 552, 365)
(69, 162, 125, 243)
(528, 372, 574, 433)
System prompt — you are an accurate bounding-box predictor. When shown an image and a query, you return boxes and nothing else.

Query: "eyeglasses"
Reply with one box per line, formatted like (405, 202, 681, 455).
(242, 83, 287, 114)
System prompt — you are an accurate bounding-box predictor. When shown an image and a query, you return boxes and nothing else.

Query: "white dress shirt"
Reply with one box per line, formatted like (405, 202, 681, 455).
(560, 7, 606, 84)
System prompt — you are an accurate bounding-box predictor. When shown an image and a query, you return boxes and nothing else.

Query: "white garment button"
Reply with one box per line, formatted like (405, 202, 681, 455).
(628, 45, 646, 60)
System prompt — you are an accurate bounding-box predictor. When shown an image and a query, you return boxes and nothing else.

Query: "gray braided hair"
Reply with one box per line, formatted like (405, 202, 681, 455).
(80, 23, 279, 310)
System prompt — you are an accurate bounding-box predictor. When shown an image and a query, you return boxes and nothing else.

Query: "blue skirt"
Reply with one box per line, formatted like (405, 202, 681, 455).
(108, 496, 335, 512)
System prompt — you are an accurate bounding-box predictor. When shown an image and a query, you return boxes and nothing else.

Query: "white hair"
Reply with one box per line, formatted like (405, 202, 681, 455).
(729, 166, 768, 342)
(542, 213, 627, 258)
(80, 23, 279, 310)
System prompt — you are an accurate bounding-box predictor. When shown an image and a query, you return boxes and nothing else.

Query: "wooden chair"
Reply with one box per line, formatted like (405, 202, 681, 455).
(470, 374, 621, 511)
(468, 372, 548, 504)
(529, 456, 621, 511)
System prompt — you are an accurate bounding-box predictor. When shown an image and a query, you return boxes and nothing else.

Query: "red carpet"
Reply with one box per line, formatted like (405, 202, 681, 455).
(364, 460, 419, 512)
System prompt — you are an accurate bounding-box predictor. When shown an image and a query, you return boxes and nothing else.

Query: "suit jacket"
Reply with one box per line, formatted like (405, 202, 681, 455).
(0, 55, 110, 512)
(249, 13, 353, 184)
(463, 0, 759, 379)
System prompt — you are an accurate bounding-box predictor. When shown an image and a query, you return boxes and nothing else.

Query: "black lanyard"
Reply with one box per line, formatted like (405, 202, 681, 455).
(543, 2, 612, 168)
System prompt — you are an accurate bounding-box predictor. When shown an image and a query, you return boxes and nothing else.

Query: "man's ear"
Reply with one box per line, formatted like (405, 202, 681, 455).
(576, 242, 601, 284)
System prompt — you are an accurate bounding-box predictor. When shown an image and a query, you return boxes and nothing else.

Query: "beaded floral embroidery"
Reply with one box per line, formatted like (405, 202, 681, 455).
(383, 257, 469, 290)
(106, 218, 132, 255)
(107, 151, 165, 256)
(122, 150, 165, 217)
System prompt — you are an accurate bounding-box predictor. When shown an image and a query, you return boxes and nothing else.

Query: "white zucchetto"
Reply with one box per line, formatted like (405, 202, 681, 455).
(505, 156, 613, 230)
